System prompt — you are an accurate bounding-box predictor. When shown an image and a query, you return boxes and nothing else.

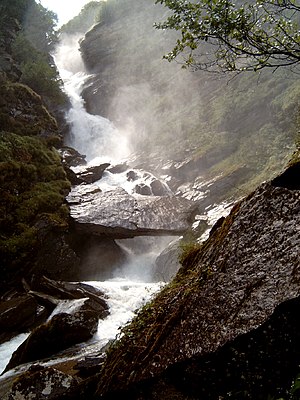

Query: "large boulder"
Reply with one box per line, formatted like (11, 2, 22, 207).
(95, 168, 300, 399)
(75, 163, 110, 184)
(4, 309, 99, 372)
(67, 187, 197, 238)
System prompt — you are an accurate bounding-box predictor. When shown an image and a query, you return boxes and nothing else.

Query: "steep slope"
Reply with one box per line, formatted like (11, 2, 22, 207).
(96, 151, 300, 399)
(0, 2, 75, 293)
(80, 0, 299, 203)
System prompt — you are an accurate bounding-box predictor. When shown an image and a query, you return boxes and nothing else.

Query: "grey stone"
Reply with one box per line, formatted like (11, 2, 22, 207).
(67, 187, 197, 238)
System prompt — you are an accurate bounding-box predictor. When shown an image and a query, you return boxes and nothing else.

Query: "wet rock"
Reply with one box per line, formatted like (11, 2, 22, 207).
(0, 295, 49, 345)
(135, 183, 152, 196)
(6, 365, 80, 400)
(150, 179, 168, 196)
(127, 170, 138, 181)
(108, 163, 129, 174)
(29, 276, 109, 317)
(96, 179, 300, 399)
(67, 187, 197, 238)
(4, 309, 99, 372)
(76, 163, 110, 184)
(59, 146, 87, 167)
(73, 353, 107, 378)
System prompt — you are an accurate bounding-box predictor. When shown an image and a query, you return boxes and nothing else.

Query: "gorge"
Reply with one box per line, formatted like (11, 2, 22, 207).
(0, 0, 300, 399)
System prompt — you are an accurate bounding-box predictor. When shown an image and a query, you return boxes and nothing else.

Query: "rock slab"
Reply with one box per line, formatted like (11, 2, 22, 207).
(67, 187, 197, 238)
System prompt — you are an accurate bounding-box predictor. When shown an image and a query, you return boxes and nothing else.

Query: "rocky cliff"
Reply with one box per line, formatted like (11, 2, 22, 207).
(0, 7, 77, 292)
(79, 0, 299, 205)
(95, 153, 300, 399)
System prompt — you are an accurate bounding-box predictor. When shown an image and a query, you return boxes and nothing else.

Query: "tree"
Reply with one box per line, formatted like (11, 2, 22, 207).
(23, 2, 58, 53)
(155, 0, 300, 73)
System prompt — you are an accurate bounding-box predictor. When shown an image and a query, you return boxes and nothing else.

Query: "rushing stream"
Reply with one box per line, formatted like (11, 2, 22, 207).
(0, 33, 167, 376)
(0, 32, 232, 377)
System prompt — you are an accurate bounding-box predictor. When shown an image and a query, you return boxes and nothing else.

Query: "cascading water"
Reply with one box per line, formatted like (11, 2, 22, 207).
(55, 34, 130, 163)
(0, 33, 167, 376)
(0, 30, 232, 378)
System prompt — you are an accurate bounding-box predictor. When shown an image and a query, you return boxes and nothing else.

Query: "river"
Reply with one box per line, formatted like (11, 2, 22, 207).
(0, 32, 232, 377)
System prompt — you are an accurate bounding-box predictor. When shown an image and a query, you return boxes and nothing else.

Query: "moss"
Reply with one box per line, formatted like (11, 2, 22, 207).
(0, 131, 71, 282)
(0, 81, 59, 138)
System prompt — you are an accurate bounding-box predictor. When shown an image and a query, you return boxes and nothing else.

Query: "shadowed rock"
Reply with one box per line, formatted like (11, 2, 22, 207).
(4, 309, 99, 372)
(0, 295, 50, 345)
(95, 178, 300, 399)
(67, 187, 197, 238)
(27, 276, 109, 319)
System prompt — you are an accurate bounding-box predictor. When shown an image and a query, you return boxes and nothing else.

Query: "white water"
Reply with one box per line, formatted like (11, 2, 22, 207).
(0, 30, 232, 378)
(55, 34, 130, 163)
(0, 32, 168, 378)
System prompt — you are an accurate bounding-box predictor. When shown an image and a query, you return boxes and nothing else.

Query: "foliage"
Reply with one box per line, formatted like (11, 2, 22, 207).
(0, 131, 70, 276)
(22, 1, 58, 53)
(0, 81, 61, 139)
(0, 0, 33, 25)
(155, 0, 300, 73)
(11, 31, 66, 104)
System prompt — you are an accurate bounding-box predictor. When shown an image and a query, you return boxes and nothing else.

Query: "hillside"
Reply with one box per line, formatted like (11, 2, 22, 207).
(79, 0, 300, 203)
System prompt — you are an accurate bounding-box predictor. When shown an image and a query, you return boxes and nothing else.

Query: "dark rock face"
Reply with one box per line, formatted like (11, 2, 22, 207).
(0, 294, 49, 345)
(135, 183, 152, 196)
(30, 276, 109, 317)
(68, 235, 129, 280)
(67, 187, 197, 238)
(96, 177, 300, 398)
(4, 309, 99, 372)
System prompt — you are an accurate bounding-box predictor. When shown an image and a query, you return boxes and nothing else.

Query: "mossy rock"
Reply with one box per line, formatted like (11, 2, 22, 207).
(0, 131, 71, 291)
(0, 81, 60, 140)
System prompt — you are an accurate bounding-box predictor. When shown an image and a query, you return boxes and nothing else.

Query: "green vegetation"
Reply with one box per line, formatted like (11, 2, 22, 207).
(0, 1, 71, 288)
(12, 34, 66, 104)
(0, 131, 70, 278)
(155, 0, 300, 73)
(1, 0, 67, 105)
(0, 81, 59, 138)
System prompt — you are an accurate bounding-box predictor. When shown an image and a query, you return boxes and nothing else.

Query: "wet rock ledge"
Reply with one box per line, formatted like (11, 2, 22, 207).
(67, 187, 198, 238)
(94, 158, 300, 400)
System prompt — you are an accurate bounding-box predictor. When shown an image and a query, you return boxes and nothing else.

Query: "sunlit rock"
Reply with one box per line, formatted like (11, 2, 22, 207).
(76, 163, 110, 184)
(67, 187, 198, 238)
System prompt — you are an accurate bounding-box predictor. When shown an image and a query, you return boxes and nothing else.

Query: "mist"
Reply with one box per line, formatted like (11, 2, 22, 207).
(78, 0, 297, 199)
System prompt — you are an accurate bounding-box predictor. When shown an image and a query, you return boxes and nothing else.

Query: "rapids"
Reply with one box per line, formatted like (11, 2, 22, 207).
(0, 31, 231, 378)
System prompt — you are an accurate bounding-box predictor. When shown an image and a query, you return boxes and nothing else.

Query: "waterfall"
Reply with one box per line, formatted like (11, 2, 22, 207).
(0, 33, 166, 376)
(55, 34, 130, 163)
